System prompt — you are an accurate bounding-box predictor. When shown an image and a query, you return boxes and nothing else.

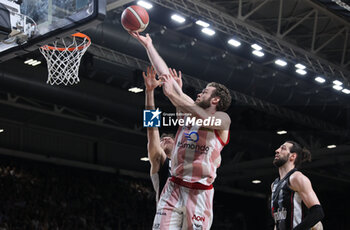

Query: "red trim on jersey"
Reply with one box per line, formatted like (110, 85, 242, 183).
(170, 176, 213, 190)
(214, 130, 230, 146)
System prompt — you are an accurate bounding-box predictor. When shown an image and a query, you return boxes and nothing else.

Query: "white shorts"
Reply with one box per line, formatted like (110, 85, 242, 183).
(152, 178, 214, 230)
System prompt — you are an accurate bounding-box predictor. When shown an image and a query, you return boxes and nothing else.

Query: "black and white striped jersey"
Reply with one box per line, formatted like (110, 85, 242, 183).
(151, 157, 171, 203)
(271, 169, 308, 230)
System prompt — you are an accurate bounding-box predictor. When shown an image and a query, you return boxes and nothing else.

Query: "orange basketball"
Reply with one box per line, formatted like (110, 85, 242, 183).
(121, 5, 149, 32)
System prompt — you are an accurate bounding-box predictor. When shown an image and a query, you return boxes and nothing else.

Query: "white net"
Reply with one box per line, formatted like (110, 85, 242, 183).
(39, 33, 91, 85)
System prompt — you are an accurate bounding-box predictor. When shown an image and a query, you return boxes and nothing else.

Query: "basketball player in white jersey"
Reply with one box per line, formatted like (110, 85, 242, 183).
(143, 66, 175, 203)
(130, 32, 231, 230)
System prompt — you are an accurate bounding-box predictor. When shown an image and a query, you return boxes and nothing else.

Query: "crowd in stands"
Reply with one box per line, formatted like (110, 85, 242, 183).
(0, 156, 250, 229)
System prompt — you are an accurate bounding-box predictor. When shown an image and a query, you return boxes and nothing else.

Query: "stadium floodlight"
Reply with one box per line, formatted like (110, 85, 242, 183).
(333, 80, 343, 85)
(24, 59, 41, 66)
(295, 63, 306, 69)
(171, 14, 186, 23)
(252, 50, 264, 57)
(201, 28, 215, 36)
(277, 130, 287, 135)
(251, 44, 262, 50)
(333, 85, 343, 91)
(137, 1, 153, 9)
(315, 76, 326, 83)
(128, 87, 144, 93)
(275, 59, 287, 67)
(327, 145, 336, 149)
(342, 88, 350, 94)
(296, 69, 307, 75)
(228, 39, 241, 47)
(195, 20, 209, 27)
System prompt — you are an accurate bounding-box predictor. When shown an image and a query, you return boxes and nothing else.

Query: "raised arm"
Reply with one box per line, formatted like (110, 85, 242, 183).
(169, 68, 194, 104)
(130, 32, 170, 76)
(161, 74, 231, 130)
(143, 67, 166, 173)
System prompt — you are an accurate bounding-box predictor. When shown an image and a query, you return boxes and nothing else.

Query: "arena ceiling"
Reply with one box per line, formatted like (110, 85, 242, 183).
(0, 0, 349, 196)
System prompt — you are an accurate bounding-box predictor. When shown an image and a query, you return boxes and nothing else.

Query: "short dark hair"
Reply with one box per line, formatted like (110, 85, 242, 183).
(160, 133, 175, 139)
(207, 82, 232, 111)
(286, 140, 311, 168)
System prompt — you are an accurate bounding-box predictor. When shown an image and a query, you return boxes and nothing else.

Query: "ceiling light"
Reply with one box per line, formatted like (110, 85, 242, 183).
(31, 61, 42, 66)
(228, 39, 241, 47)
(27, 60, 37, 65)
(342, 88, 350, 94)
(295, 63, 306, 69)
(171, 14, 186, 23)
(333, 80, 343, 85)
(128, 87, 144, 93)
(195, 20, 209, 27)
(277, 130, 287, 135)
(0, 129, 4, 133)
(140, 157, 149, 161)
(333, 85, 343, 91)
(327, 145, 336, 149)
(295, 69, 307, 75)
(252, 50, 264, 57)
(201, 27, 215, 36)
(275, 59, 287, 67)
(252, 180, 261, 184)
(24, 59, 33, 64)
(24, 59, 41, 66)
(251, 44, 262, 50)
(315, 76, 325, 83)
(137, 1, 153, 9)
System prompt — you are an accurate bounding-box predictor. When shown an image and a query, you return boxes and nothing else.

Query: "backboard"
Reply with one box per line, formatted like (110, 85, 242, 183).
(0, 0, 106, 62)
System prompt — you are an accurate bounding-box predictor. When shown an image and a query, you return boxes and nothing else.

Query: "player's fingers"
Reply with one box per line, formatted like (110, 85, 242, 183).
(159, 75, 166, 81)
(169, 68, 174, 76)
(151, 66, 156, 76)
(171, 68, 178, 78)
(161, 74, 170, 82)
(142, 71, 147, 79)
(179, 71, 182, 79)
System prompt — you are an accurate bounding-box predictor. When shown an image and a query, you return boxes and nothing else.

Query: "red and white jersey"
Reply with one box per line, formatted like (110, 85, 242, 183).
(171, 122, 229, 186)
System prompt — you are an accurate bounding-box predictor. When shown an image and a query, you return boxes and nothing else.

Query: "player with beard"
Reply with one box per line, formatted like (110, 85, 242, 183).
(143, 66, 175, 204)
(130, 32, 231, 230)
(271, 141, 324, 230)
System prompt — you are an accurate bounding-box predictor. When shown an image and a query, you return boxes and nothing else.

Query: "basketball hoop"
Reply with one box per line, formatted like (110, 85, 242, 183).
(39, 33, 91, 85)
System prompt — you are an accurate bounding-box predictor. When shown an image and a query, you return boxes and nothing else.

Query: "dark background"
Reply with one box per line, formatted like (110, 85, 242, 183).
(0, 0, 350, 229)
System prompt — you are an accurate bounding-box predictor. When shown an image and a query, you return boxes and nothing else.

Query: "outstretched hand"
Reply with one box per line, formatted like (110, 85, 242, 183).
(128, 31, 152, 48)
(169, 68, 183, 89)
(143, 66, 161, 91)
(160, 74, 175, 97)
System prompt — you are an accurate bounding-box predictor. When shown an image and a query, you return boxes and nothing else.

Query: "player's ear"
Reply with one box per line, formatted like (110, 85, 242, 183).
(211, 96, 220, 105)
(289, 153, 297, 161)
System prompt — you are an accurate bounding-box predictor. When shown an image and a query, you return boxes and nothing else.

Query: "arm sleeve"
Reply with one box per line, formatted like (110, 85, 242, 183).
(293, 205, 324, 230)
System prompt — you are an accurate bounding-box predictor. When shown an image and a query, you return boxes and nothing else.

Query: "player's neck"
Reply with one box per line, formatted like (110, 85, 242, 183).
(278, 163, 295, 179)
(206, 106, 217, 115)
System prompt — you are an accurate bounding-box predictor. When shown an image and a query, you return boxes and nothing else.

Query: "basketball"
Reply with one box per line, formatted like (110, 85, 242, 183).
(121, 5, 149, 32)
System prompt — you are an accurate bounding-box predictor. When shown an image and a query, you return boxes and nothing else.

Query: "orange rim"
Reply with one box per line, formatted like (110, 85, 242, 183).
(40, 32, 91, 51)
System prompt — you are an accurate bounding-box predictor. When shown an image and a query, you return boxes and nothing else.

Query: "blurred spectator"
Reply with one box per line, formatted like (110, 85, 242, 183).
(0, 157, 245, 229)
